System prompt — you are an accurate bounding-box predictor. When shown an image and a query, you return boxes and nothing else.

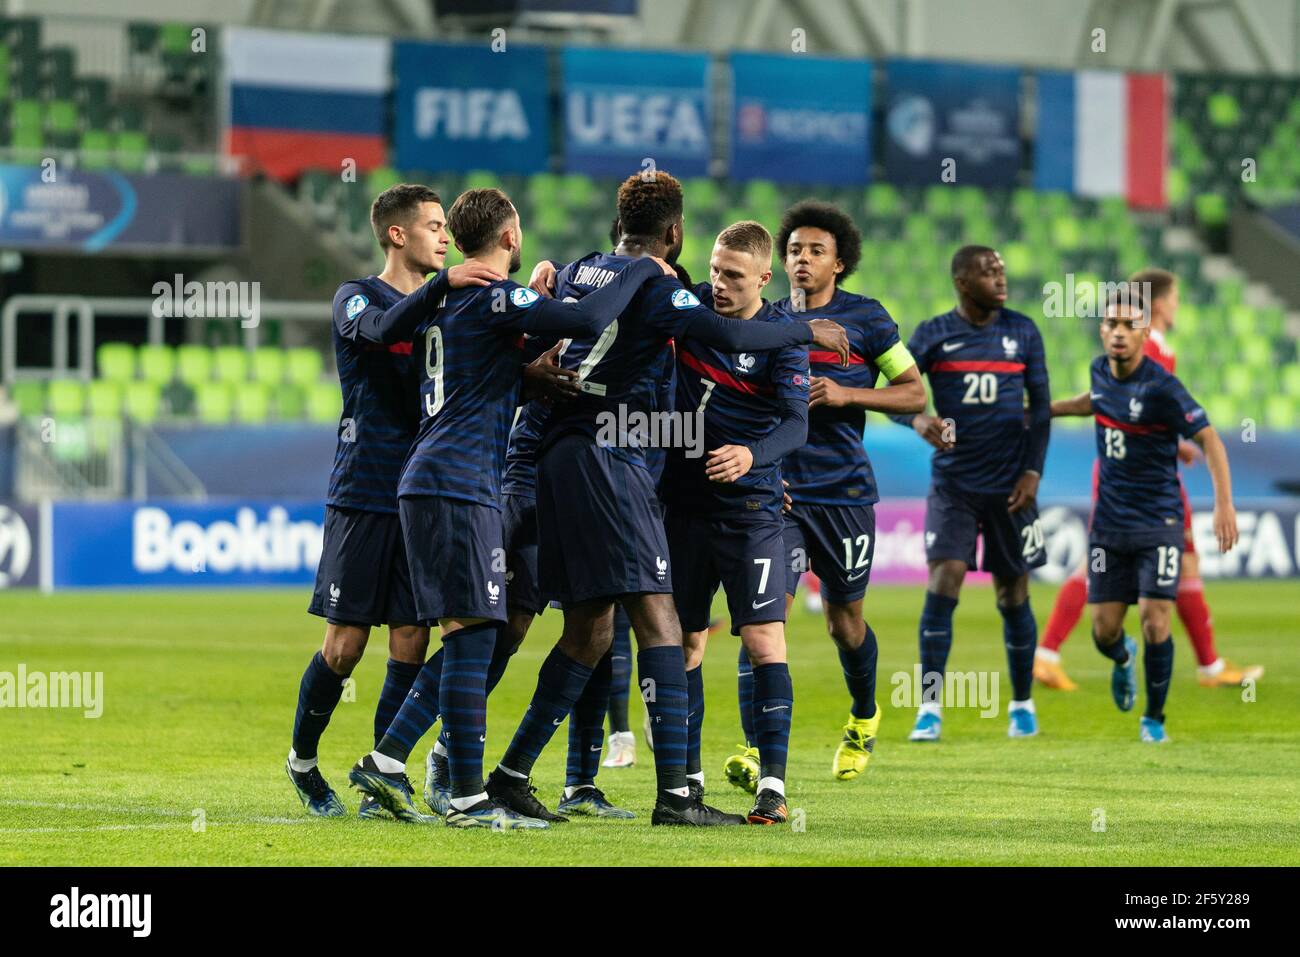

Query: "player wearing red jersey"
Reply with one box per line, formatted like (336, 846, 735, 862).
(1034, 269, 1263, 690)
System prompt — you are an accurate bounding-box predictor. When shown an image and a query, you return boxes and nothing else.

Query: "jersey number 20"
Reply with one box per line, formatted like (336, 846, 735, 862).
(961, 372, 997, 404)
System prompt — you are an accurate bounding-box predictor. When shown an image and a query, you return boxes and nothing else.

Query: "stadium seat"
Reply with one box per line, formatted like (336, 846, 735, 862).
(234, 382, 271, 423)
(123, 380, 162, 423)
(138, 344, 176, 382)
(47, 378, 86, 417)
(9, 380, 45, 417)
(87, 379, 123, 418)
(252, 348, 285, 383)
(194, 382, 233, 423)
(274, 383, 306, 420)
(177, 345, 213, 384)
(306, 382, 343, 423)
(286, 348, 324, 386)
(213, 346, 249, 382)
(97, 342, 136, 381)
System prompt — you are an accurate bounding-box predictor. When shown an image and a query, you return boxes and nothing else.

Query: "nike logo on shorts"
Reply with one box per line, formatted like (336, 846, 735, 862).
(761, 704, 790, 713)
(846, 569, 868, 581)
(752, 597, 779, 610)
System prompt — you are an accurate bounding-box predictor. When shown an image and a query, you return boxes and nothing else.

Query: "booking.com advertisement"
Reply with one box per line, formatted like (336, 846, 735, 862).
(16, 498, 1300, 590)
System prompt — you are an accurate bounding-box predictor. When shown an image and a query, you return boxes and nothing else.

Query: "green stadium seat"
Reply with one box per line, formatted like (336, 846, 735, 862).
(682, 178, 724, 216)
(113, 131, 149, 172)
(80, 129, 113, 169)
(123, 380, 161, 423)
(306, 382, 343, 423)
(177, 345, 213, 384)
(87, 379, 122, 418)
(1281, 363, 1300, 395)
(252, 348, 285, 383)
(274, 383, 306, 420)
(234, 382, 271, 423)
(1265, 395, 1296, 429)
(138, 344, 175, 382)
(1221, 366, 1253, 398)
(9, 380, 45, 417)
(287, 348, 325, 385)
(366, 166, 402, 196)
(560, 174, 597, 210)
(45, 99, 77, 134)
(1194, 193, 1228, 227)
(865, 183, 900, 217)
(47, 379, 86, 417)
(1215, 276, 1244, 306)
(96, 342, 136, 381)
(1205, 396, 1237, 429)
(11, 98, 41, 130)
(1207, 92, 1240, 127)
(194, 382, 233, 423)
(213, 346, 249, 382)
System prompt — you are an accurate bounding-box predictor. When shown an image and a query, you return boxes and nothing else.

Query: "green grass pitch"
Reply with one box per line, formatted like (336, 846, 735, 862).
(1, 582, 1296, 866)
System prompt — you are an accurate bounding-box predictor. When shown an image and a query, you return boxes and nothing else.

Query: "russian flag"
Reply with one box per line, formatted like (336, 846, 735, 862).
(224, 28, 390, 181)
(1034, 71, 1167, 209)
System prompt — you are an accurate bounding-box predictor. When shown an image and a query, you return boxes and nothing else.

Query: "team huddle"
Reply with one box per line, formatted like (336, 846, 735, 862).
(284, 169, 1245, 830)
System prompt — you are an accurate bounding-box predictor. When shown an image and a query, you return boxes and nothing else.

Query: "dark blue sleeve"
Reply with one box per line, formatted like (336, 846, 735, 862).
(339, 272, 450, 345)
(748, 338, 810, 467)
(500, 258, 661, 337)
(1164, 374, 1211, 439)
(678, 306, 814, 352)
(1022, 322, 1051, 474)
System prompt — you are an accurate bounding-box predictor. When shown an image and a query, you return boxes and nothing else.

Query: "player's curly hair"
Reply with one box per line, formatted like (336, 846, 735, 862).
(371, 183, 441, 249)
(616, 171, 683, 239)
(775, 200, 862, 285)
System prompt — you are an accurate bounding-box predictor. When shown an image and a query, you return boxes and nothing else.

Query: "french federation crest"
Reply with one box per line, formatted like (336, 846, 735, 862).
(1001, 336, 1018, 358)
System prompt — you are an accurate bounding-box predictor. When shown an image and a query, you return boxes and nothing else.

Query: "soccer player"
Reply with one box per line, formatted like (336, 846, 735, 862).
(483, 171, 850, 827)
(659, 220, 811, 825)
(287, 184, 499, 817)
(1034, 268, 1262, 690)
(346, 187, 673, 828)
(1050, 291, 1238, 741)
(726, 201, 924, 788)
(891, 246, 1051, 742)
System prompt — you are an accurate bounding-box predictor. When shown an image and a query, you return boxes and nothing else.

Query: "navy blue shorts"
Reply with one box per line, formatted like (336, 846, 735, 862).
(924, 483, 1046, 578)
(502, 492, 545, 616)
(536, 434, 672, 605)
(784, 503, 876, 604)
(399, 495, 506, 624)
(1088, 528, 1184, 605)
(309, 506, 418, 627)
(666, 508, 787, 636)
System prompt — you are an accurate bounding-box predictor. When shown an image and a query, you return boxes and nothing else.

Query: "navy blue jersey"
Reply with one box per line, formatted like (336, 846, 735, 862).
(663, 291, 809, 516)
(1091, 355, 1209, 533)
(326, 276, 425, 514)
(398, 263, 660, 506)
(906, 308, 1051, 495)
(777, 288, 914, 506)
(539, 251, 815, 459)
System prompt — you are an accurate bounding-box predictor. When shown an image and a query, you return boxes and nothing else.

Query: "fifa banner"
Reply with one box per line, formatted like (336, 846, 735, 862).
(49, 500, 324, 589)
(224, 28, 389, 181)
(0, 503, 41, 590)
(392, 41, 550, 174)
(883, 60, 1021, 187)
(0, 165, 240, 253)
(730, 53, 871, 185)
(561, 47, 711, 178)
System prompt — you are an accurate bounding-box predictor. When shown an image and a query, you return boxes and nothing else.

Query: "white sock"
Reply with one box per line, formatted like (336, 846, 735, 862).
(687, 771, 704, 785)
(497, 764, 527, 779)
(433, 739, 449, 758)
(450, 792, 488, 811)
(1008, 698, 1035, 713)
(369, 750, 404, 774)
(287, 749, 317, 773)
(918, 702, 942, 718)
(757, 775, 785, 796)
(665, 785, 690, 798)
(1035, 647, 1061, 664)
(1198, 658, 1225, 677)
(563, 784, 593, 799)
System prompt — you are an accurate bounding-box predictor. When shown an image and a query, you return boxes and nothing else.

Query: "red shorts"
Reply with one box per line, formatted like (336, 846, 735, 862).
(1089, 460, 1196, 553)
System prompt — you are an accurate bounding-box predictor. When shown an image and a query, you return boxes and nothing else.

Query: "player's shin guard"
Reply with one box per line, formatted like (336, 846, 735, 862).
(439, 623, 496, 798)
(1041, 571, 1087, 652)
(737, 646, 755, 746)
(999, 601, 1037, 702)
(1175, 578, 1219, 668)
(374, 658, 423, 749)
(638, 645, 690, 794)
(608, 608, 633, 734)
(1144, 638, 1174, 720)
(375, 648, 444, 764)
(837, 624, 878, 719)
(750, 662, 793, 786)
(500, 647, 594, 778)
(685, 665, 704, 777)
(292, 652, 346, 763)
(919, 592, 958, 705)
(566, 650, 612, 788)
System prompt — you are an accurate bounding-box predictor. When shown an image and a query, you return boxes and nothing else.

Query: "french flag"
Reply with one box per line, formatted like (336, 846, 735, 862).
(224, 28, 390, 181)
(1034, 71, 1167, 209)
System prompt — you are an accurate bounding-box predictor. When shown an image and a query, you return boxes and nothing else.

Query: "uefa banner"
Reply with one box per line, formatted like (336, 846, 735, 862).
(49, 500, 324, 589)
(730, 53, 871, 185)
(561, 47, 712, 178)
(882, 60, 1021, 187)
(392, 41, 550, 174)
(0, 165, 240, 253)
